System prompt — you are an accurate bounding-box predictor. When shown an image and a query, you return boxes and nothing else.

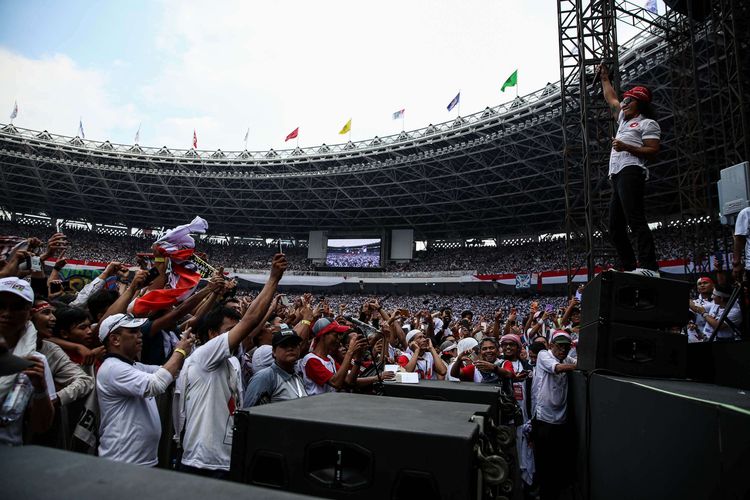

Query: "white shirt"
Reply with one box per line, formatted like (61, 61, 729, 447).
(702, 302, 742, 340)
(692, 295, 713, 334)
(300, 353, 339, 396)
(534, 350, 575, 424)
(609, 111, 661, 176)
(97, 356, 168, 466)
(735, 207, 750, 264)
(179, 332, 242, 471)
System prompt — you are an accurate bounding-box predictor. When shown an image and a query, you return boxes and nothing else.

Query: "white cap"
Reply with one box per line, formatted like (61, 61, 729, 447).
(405, 329, 423, 345)
(98, 313, 147, 342)
(0, 277, 34, 303)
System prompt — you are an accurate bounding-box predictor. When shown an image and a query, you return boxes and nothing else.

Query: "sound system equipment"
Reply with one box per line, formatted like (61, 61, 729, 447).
(230, 392, 507, 499)
(687, 339, 750, 389)
(1, 445, 312, 500)
(381, 379, 504, 424)
(578, 271, 690, 378)
(576, 322, 687, 377)
(569, 372, 750, 500)
(581, 271, 691, 328)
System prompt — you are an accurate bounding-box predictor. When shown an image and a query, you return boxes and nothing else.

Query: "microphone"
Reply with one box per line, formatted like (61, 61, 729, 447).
(343, 316, 380, 335)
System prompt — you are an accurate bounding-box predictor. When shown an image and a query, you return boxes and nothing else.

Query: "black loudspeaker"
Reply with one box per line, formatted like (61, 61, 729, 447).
(381, 379, 503, 424)
(1, 445, 310, 500)
(581, 271, 691, 328)
(569, 373, 750, 500)
(664, 0, 713, 21)
(687, 340, 750, 389)
(230, 392, 490, 499)
(577, 322, 687, 378)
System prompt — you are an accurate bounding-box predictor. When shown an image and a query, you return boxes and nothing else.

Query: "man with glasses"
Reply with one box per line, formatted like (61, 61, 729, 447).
(598, 64, 662, 277)
(532, 331, 577, 500)
(96, 313, 195, 466)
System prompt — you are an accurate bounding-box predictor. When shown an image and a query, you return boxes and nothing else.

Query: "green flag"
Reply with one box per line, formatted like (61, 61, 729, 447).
(501, 69, 518, 92)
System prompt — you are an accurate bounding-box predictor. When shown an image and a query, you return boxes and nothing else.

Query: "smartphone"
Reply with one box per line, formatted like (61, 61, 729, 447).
(279, 295, 291, 307)
(50, 281, 63, 293)
(142, 267, 161, 287)
(397, 308, 410, 317)
(545, 304, 554, 313)
(278, 240, 283, 254)
(61, 279, 72, 292)
(30, 255, 42, 272)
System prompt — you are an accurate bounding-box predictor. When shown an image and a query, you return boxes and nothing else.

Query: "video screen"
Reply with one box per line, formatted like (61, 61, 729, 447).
(325, 238, 381, 268)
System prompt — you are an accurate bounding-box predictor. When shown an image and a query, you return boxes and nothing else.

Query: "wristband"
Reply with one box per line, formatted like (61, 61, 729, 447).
(174, 348, 188, 358)
(300, 320, 311, 326)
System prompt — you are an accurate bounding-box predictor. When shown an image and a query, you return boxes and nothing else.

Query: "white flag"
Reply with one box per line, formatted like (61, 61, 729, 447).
(78, 119, 85, 139)
(9, 100, 18, 120)
(134, 123, 141, 144)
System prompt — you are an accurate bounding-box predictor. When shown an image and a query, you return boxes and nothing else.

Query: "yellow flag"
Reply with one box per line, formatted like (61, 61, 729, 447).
(339, 118, 352, 135)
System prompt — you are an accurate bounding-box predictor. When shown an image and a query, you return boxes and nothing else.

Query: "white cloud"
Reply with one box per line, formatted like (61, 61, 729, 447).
(0, 47, 139, 140)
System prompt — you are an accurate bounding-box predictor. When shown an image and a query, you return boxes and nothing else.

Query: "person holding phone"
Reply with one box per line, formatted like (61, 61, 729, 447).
(598, 64, 661, 277)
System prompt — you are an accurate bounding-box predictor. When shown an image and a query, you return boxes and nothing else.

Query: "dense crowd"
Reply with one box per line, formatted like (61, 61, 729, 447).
(0, 220, 731, 275)
(0, 218, 744, 500)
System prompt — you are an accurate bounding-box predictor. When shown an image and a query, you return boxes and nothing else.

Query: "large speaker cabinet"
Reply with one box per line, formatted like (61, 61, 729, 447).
(230, 392, 492, 499)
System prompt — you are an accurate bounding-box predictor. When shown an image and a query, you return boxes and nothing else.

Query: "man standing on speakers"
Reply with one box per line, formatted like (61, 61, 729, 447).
(532, 331, 577, 500)
(598, 64, 662, 277)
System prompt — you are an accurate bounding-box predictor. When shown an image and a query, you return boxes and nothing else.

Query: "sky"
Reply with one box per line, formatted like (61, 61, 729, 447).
(0, 0, 661, 152)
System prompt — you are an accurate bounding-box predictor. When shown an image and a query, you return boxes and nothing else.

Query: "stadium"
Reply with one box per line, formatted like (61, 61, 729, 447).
(1, 1, 749, 500)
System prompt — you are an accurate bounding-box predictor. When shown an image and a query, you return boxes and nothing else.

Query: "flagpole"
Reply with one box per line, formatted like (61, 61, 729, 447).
(457, 89, 461, 117)
(402, 113, 405, 132)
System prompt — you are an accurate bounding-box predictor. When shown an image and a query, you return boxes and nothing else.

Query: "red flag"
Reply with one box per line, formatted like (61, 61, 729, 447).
(133, 248, 201, 316)
(285, 127, 299, 142)
(193, 129, 197, 149)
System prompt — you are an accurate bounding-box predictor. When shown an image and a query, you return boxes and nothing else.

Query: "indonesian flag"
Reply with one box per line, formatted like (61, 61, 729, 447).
(132, 216, 208, 316)
(285, 127, 299, 142)
(193, 129, 198, 149)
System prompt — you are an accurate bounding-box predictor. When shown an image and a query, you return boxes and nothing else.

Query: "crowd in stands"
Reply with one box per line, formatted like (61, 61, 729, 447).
(1, 218, 743, 500)
(0, 220, 731, 276)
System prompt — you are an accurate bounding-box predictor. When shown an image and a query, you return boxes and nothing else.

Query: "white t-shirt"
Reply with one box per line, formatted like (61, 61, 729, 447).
(179, 332, 242, 471)
(534, 350, 575, 424)
(702, 302, 742, 340)
(735, 207, 750, 264)
(300, 353, 339, 396)
(396, 350, 436, 380)
(609, 111, 661, 176)
(692, 295, 713, 334)
(97, 356, 166, 466)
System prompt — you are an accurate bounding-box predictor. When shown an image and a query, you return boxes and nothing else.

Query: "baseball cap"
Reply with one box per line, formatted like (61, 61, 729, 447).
(0, 277, 34, 304)
(623, 85, 652, 103)
(272, 323, 303, 348)
(551, 331, 572, 344)
(311, 317, 350, 338)
(99, 313, 147, 343)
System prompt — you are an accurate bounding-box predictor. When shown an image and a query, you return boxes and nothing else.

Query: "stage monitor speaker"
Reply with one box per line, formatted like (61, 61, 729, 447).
(230, 392, 491, 499)
(581, 271, 691, 328)
(569, 373, 750, 500)
(1, 445, 311, 500)
(664, 0, 712, 22)
(381, 379, 503, 424)
(687, 340, 750, 389)
(577, 321, 687, 378)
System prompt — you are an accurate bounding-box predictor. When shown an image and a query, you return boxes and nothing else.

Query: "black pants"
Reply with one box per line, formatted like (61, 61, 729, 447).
(531, 419, 572, 500)
(180, 463, 229, 480)
(609, 166, 658, 271)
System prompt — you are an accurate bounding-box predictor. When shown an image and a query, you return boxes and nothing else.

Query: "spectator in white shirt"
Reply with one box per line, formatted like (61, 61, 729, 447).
(96, 310, 194, 466)
(177, 253, 287, 478)
(700, 284, 742, 341)
(532, 331, 576, 500)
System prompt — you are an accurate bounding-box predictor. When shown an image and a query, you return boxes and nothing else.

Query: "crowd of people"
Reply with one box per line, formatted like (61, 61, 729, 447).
(0, 218, 744, 500)
(0, 220, 729, 276)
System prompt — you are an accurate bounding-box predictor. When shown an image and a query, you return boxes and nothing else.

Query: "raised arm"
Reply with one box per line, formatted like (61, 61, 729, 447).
(597, 64, 621, 115)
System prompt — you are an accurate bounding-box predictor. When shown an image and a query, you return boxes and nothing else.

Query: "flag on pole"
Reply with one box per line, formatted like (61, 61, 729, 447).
(9, 100, 18, 120)
(645, 0, 657, 13)
(134, 123, 141, 144)
(193, 129, 197, 149)
(338, 118, 352, 135)
(243, 128, 249, 145)
(501, 70, 518, 92)
(285, 127, 299, 142)
(392, 109, 405, 120)
(447, 92, 460, 112)
(78, 118, 85, 139)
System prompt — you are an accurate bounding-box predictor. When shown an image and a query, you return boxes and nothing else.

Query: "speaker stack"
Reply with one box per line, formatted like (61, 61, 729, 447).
(230, 392, 514, 499)
(578, 271, 691, 378)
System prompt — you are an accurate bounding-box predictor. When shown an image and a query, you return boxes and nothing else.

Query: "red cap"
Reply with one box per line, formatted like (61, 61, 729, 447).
(623, 86, 652, 103)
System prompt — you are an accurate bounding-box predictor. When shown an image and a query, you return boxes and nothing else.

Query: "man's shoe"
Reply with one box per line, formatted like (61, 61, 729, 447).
(625, 268, 660, 278)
